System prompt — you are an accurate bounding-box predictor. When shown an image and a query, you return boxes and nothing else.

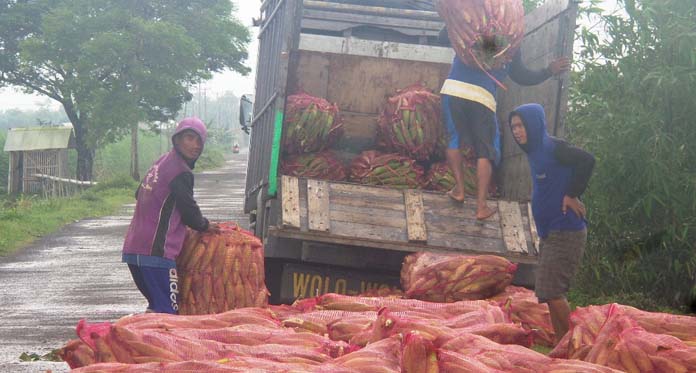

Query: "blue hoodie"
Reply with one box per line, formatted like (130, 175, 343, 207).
(509, 104, 586, 238)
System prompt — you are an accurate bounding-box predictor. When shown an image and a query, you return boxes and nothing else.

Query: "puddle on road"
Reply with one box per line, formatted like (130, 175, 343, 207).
(74, 218, 131, 230)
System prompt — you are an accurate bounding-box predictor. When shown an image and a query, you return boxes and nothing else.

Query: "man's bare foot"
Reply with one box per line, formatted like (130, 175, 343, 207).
(447, 188, 465, 203)
(476, 205, 497, 220)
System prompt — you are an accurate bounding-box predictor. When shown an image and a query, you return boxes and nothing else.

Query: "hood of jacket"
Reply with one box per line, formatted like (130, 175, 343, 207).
(509, 103, 547, 154)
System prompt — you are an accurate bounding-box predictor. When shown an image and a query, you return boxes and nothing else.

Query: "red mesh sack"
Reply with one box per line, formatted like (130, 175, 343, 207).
(313, 293, 496, 318)
(81, 323, 336, 365)
(113, 307, 280, 330)
(619, 304, 696, 345)
(401, 252, 517, 302)
(356, 307, 456, 346)
(358, 286, 404, 298)
(377, 84, 443, 161)
(491, 286, 555, 347)
(280, 151, 347, 181)
(401, 332, 438, 373)
(438, 349, 498, 372)
(332, 335, 402, 373)
(280, 309, 376, 336)
(58, 339, 96, 369)
(326, 313, 378, 342)
(437, 0, 525, 72)
(350, 150, 425, 189)
(177, 222, 270, 314)
(550, 303, 696, 359)
(283, 92, 342, 155)
(440, 332, 549, 371)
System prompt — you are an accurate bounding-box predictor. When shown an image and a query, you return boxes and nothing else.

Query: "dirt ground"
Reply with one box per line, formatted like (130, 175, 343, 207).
(0, 153, 249, 372)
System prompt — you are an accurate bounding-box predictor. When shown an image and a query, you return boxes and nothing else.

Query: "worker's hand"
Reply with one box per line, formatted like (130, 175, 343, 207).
(207, 222, 221, 234)
(548, 57, 571, 75)
(562, 196, 586, 219)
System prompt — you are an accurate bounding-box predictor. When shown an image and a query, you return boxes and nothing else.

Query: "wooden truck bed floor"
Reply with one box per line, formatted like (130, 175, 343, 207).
(274, 176, 540, 264)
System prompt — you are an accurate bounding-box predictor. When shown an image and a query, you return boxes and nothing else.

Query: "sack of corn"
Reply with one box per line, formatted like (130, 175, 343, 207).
(437, 0, 525, 71)
(441, 333, 622, 373)
(401, 332, 439, 373)
(283, 92, 342, 155)
(377, 84, 443, 161)
(401, 252, 517, 302)
(580, 310, 696, 372)
(280, 151, 347, 181)
(490, 286, 556, 347)
(551, 303, 696, 360)
(176, 222, 269, 315)
(425, 161, 477, 193)
(350, 150, 424, 189)
(333, 335, 403, 373)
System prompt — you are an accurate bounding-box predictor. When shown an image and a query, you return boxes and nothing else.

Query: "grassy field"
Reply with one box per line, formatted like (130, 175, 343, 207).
(0, 177, 137, 256)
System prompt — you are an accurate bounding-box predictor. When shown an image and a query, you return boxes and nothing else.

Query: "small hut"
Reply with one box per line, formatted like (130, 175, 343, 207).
(3, 125, 76, 194)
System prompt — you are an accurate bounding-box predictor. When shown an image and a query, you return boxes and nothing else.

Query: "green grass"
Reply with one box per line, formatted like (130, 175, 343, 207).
(531, 345, 553, 355)
(0, 176, 138, 256)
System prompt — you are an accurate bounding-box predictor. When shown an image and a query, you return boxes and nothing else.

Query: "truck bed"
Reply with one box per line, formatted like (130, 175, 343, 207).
(274, 176, 540, 264)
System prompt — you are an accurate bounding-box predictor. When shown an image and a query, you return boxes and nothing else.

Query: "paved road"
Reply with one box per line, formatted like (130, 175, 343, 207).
(0, 153, 249, 372)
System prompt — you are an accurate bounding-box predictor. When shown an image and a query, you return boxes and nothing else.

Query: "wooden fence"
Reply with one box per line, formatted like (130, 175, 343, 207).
(33, 174, 98, 199)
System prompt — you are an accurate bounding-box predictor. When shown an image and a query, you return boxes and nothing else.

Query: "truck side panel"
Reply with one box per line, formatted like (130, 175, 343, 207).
(245, 0, 303, 213)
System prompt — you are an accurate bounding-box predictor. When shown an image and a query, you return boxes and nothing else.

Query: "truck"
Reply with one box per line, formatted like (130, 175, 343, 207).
(241, 0, 579, 304)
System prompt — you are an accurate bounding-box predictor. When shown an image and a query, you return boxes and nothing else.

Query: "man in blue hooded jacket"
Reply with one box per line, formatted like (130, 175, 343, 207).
(509, 104, 595, 343)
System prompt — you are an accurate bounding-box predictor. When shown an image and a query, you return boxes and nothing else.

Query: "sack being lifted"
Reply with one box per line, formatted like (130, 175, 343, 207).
(177, 222, 269, 315)
(437, 0, 525, 70)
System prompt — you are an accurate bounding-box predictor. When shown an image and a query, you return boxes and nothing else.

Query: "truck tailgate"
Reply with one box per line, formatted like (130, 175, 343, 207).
(272, 176, 540, 264)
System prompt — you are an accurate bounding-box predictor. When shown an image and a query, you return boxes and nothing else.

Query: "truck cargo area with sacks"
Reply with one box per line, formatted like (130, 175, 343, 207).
(243, 0, 576, 304)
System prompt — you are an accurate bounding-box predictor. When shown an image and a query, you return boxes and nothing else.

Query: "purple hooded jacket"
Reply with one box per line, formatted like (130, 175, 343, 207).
(122, 118, 209, 265)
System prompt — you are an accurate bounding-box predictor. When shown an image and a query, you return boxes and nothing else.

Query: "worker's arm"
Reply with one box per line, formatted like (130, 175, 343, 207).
(553, 139, 595, 198)
(510, 51, 571, 86)
(169, 172, 210, 232)
(509, 51, 553, 86)
(438, 26, 451, 46)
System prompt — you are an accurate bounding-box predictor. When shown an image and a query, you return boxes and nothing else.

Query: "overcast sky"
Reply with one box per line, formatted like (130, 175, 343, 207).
(0, 0, 619, 112)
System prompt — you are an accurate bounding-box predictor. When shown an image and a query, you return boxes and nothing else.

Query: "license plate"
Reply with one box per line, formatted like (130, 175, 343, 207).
(280, 263, 400, 302)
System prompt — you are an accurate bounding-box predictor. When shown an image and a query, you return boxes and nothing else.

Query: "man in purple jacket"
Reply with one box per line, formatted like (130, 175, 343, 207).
(122, 117, 214, 314)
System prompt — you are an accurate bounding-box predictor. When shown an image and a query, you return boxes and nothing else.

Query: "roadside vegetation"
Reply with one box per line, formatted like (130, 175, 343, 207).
(0, 129, 226, 256)
(568, 0, 696, 312)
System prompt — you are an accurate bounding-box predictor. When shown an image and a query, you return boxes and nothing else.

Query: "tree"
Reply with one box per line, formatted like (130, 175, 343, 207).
(0, 0, 250, 180)
(568, 0, 696, 309)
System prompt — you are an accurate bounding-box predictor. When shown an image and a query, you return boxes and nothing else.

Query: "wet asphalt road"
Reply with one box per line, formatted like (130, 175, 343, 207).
(0, 153, 249, 372)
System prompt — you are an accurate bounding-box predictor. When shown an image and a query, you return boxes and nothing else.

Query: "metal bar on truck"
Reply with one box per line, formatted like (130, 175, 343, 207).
(298, 34, 454, 64)
(259, 0, 288, 37)
(303, 0, 440, 20)
(250, 91, 279, 128)
(302, 9, 443, 34)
